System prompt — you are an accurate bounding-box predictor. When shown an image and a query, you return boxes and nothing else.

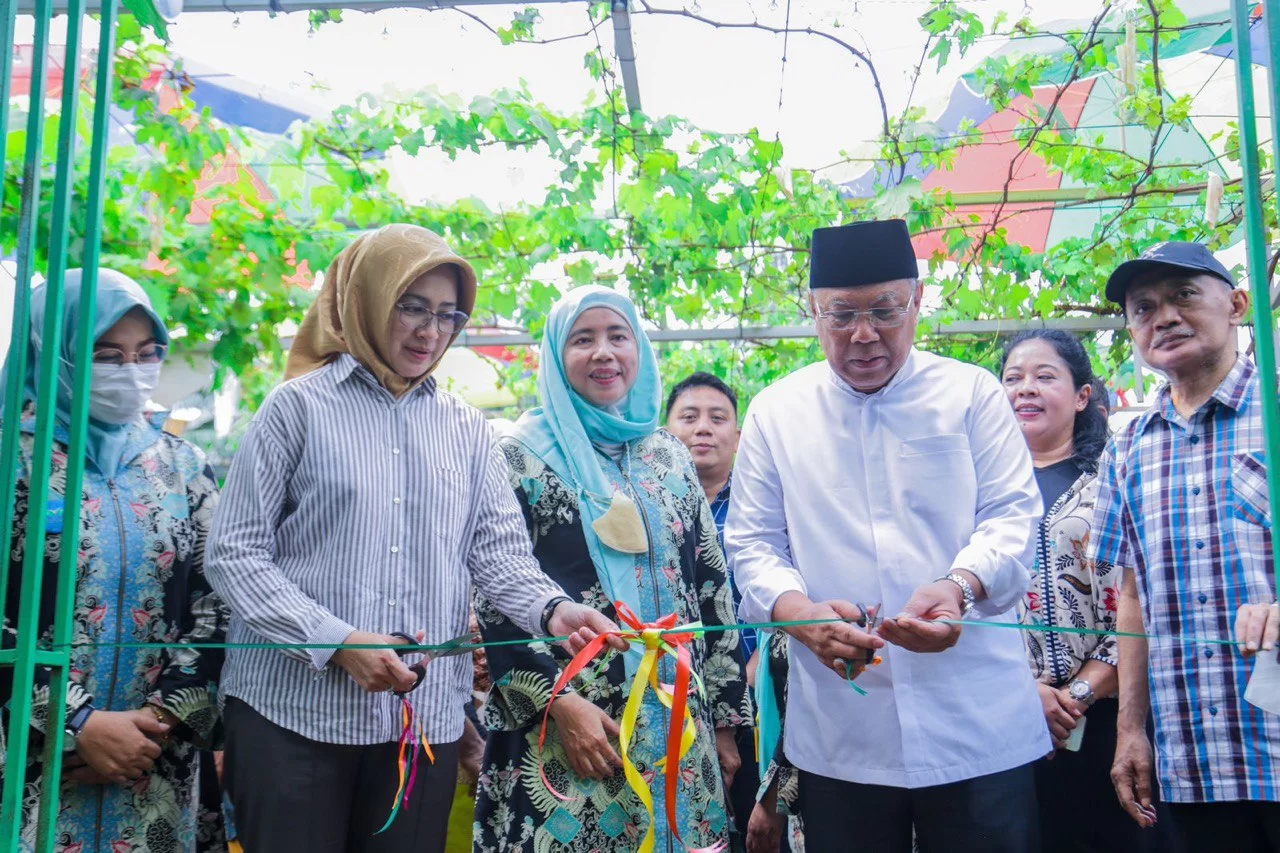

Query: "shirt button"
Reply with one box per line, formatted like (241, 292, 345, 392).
(392, 448, 401, 455)
(1192, 486, 1201, 496)
(390, 546, 400, 554)
(393, 497, 402, 505)
(1209, 706, 1218, 716)
(388, 599, 397, 607)
(1196, 541, 1205, 550)
(1204, 649, 1214, 659)
(1190, 435, 1200, 445)
(1198, 594, 1208, 604)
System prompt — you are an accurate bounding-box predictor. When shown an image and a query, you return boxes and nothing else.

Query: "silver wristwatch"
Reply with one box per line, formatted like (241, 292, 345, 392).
(938, 573, 975, 617)
(1067, 678, 1096, 707)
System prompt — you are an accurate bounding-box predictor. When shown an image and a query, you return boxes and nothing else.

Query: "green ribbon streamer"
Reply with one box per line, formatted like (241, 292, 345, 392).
(35, 615, 1245, 652)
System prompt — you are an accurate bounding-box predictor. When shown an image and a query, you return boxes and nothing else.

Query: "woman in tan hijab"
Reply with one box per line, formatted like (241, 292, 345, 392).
(206, 225, 621, 853)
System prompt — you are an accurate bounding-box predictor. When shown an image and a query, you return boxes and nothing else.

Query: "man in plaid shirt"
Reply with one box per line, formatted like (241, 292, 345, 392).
(1091, 242, 1280, 851)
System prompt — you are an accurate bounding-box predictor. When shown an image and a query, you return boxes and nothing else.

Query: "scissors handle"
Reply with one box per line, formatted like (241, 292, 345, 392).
(394, 662, 428, 697)
(388, 632, 428, 696)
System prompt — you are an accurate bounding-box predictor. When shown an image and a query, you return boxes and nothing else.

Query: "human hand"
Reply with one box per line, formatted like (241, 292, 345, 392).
(1037, 682, 1082, 748)
(546, 601, 630, 655)
(332, 631, 417, 693)
(62, 751, 111, 785)
(878, 580, 963, 653)
(469, 612, 492, 693)
(716, 728, 740, 792)
(1235, 602, 1279, 657)
(74, 709, 168, 784)
(774, 593, 882, 679)
(547, 693, 622, 780)
(1111, 728, 1158, 828)
(746, 788, 784, 853)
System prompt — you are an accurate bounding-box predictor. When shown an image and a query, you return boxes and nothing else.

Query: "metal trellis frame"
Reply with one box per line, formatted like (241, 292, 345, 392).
(1232, 0, 1280, 606)
(0, 2, 118, 850)
(3, 2, 1280, 849)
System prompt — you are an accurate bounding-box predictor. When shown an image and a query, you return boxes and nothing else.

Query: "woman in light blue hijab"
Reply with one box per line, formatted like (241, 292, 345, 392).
(0, 269, 229, 853)
(474, 285, 752, 853)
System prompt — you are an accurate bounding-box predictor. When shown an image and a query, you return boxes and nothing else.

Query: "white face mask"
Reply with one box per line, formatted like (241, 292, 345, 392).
(88, 363, 161, 424)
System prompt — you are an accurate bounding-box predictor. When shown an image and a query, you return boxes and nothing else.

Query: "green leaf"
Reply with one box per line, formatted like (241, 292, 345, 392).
(120, 0, 169, 40)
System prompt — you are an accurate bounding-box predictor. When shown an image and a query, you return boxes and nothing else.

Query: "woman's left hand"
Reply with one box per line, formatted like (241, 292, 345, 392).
(546, 602, 630, 654)
(715, 727, 740, 792)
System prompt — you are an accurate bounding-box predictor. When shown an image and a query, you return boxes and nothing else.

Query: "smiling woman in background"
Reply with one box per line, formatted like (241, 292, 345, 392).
(1001, 329, 1145, 853)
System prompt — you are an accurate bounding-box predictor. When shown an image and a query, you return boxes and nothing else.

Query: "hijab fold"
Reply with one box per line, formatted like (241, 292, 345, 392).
(286, 224, 478, 396)
(17, 269, 169, 476)
(509, 286, 662, 673)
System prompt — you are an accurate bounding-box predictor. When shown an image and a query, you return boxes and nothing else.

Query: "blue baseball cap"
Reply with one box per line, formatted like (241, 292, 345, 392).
(1105, 242, 1236, 304)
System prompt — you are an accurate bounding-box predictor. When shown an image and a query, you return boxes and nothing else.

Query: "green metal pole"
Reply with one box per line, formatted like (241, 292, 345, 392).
(0, 0, 51, 629)
(0, 0, 61, 844)
(0, 0, 25, 631)
(33, 1, 96, 847)
(1233, 0, 1280, 604)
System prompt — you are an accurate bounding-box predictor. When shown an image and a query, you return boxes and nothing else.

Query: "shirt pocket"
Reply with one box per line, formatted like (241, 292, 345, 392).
(428, 466, 470, 541)
(899, 433, 970, 458)
(897, 433, 976, 516)
(1231, 451, 1270, 530)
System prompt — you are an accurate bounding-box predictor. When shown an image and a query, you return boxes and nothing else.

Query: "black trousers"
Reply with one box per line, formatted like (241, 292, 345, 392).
(1034, 699, 1180, 853)
(224, 697, 462, 853)
(800, 763, 1039, 853)
(1168, 801, 1280, 853)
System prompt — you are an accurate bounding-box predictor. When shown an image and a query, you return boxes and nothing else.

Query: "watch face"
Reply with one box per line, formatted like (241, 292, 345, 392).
(1070, 681, 1089, 699)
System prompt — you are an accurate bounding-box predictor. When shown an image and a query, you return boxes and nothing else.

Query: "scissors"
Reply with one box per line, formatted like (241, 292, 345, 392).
(389, 631, 476, 696)
(853, 601, 884, 666)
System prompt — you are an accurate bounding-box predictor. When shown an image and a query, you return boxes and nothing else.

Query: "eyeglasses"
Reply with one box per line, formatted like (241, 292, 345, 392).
(816, 295, 916, 330)
(394, 303, 470, 335)
(92, 343, 168, 366)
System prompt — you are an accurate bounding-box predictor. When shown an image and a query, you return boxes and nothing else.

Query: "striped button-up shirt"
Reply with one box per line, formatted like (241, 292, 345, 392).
(1090, 354, 1280, 803)
(206, 355, 565, 744)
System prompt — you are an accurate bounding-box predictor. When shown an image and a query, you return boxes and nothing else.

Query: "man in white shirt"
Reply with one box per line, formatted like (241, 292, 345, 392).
(725, 219, 1050, 852)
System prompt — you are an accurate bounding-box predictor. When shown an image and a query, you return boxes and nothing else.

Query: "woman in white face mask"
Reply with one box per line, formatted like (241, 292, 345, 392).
(0, 269, 230, 853)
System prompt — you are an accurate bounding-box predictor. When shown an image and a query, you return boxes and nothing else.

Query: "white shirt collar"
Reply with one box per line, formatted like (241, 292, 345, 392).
(825, 347, 919, 401)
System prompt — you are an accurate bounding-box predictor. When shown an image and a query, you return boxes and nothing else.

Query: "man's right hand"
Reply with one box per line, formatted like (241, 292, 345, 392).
(332, 631, 418, 693)
(548, 693, 622, 780)
(1111, 727, 1158, 828)
(773, 592, 883, 679)
(1037, 682, 1082, 748)
(75, 709, 168, 784)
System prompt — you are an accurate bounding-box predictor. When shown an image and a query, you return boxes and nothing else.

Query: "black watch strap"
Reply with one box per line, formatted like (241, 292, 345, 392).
(541, 596, 572, 635)
(66, 703, 95, 736)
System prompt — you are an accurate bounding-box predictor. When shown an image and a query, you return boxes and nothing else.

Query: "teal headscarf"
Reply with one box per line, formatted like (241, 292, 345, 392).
(509, 285, 662, 637)
(20, 269, 169, 476)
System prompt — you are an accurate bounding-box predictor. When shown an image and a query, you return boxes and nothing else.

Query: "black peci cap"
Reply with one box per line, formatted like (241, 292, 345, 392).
(808, 219, 919, 289)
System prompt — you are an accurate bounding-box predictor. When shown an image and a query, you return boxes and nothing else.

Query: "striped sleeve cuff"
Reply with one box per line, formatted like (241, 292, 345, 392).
(307, 614, 359, 671)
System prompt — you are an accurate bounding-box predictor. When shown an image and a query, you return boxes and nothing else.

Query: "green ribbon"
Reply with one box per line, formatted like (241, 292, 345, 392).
(37, 615, 1246, 652)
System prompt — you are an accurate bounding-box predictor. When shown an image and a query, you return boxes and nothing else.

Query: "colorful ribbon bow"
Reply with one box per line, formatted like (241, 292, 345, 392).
(375, 697, 435, 834)
(539, 601, 723, 853)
